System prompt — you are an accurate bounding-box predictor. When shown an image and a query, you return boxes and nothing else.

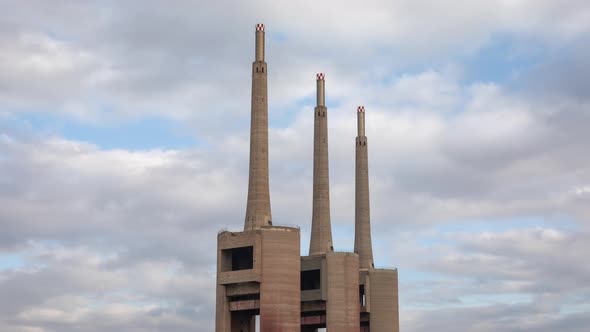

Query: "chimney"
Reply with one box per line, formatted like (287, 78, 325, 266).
(255, 23, 265, 62)
(309, 73, 333, 255)
(244, 24, 272, 230)
(354, 106, 374, 269)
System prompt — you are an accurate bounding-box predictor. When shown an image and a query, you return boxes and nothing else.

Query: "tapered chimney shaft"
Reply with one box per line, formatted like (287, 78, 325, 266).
(354, 106, 374, 269)
(309, 73, 333, 255)
(244, 24, 272, 230)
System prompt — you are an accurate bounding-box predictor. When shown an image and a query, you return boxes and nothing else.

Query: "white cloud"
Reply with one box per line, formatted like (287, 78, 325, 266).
(1, 1, 590, 331)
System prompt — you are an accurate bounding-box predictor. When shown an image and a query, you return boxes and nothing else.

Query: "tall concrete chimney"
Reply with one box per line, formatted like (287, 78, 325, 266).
(354, 106, 374, 270)
(309, 73, 334, 255)
(244, 23, 272, 230)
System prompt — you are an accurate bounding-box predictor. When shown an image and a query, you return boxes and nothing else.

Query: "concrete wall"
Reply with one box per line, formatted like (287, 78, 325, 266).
(216, 230, 259, 332)
(215, 283, 231, 331)
(368, 269, 399, 332)
(217, 230, 262, 285)
(259, 227, 301, 331)
(215, 227, 300, 332)
(326, 252, 360, 332)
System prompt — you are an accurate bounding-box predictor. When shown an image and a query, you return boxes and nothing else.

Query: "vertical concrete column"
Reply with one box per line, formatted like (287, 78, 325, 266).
(215, 239, 231, 331)
(215, 283, 230, 331)
(354, 106, 374, 270)
(259, 228, 301, 331)
(245, 23, 272, 230)
(326, 252, 360, 332)
(368, 269, 400, 332)
(309, 73, 334, 255)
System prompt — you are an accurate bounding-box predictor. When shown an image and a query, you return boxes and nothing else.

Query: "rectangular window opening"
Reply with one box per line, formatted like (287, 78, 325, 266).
(221, 246, 254, 272)
(301, 269, 321, 290)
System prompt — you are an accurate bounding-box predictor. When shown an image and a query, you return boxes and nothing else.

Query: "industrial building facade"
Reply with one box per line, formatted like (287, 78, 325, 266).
(215, 24, 399, 332)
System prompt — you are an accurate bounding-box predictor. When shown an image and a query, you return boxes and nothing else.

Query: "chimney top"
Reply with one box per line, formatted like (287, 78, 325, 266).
(256, 23, 265, 32)
(357, 106, 365, 113)
(316, 74, 326, 106)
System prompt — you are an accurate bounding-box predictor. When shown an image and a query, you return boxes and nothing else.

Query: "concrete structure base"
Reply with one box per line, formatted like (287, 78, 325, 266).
(216, 227, 300, 332)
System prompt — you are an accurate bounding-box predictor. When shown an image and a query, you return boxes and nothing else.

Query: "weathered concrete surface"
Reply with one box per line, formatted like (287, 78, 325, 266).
(309, 74, 333, 256)
(354, 106, 374, 270)
(216, 227, 300, 332)
(226, 282, 259, 297)
(245, 24, 272, 230)
(229, 299, 260, 311)
(368, 269, 399, 332)
(215, 282, 231, 331)
(259, 227, 301, 331)
(216, 230, 260, 331)
(326, 252, 360, 332)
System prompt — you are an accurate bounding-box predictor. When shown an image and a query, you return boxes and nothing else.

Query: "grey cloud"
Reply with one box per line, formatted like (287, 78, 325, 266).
(403, 303, 590, 332)
(2, 1, 590, 331)
(394, 227, 590, 332)
(2, 78, 589, 331)
(2, 0, 590, 124)
(523, 36, 590, 101)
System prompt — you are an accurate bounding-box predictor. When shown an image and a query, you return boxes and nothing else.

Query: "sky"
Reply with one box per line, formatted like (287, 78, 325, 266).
(1, 0, 590, 331)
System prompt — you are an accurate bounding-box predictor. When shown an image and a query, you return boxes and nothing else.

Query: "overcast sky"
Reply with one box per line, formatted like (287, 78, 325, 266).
(1, 1, 590, 331)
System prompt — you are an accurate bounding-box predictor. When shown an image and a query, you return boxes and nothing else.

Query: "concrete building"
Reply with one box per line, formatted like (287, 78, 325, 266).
(356, 106, 400, 332)
(216, 23, 300, 332)
(215, 24, 399, 332)
(300, 74, 360, 332)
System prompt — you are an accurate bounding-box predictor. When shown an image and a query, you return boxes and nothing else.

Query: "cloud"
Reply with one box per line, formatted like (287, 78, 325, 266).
(1, 1, 590, 331)
(3, 65, 590, 329)
(397, 227, 590, 332)
(1, 0, 590, 123)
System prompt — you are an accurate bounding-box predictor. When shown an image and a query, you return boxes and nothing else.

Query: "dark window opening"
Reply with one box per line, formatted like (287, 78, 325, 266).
(360, 285, 366, 306)
(229, 293, 260, 302)
(221, 246, 254, 272)
(301, 269, 321, 290)
(301, 310, 326, 317)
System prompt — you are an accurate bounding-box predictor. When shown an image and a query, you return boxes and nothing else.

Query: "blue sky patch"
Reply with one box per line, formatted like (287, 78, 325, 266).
(0, 253, 26, 271)
(4, 113, 198, 151)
